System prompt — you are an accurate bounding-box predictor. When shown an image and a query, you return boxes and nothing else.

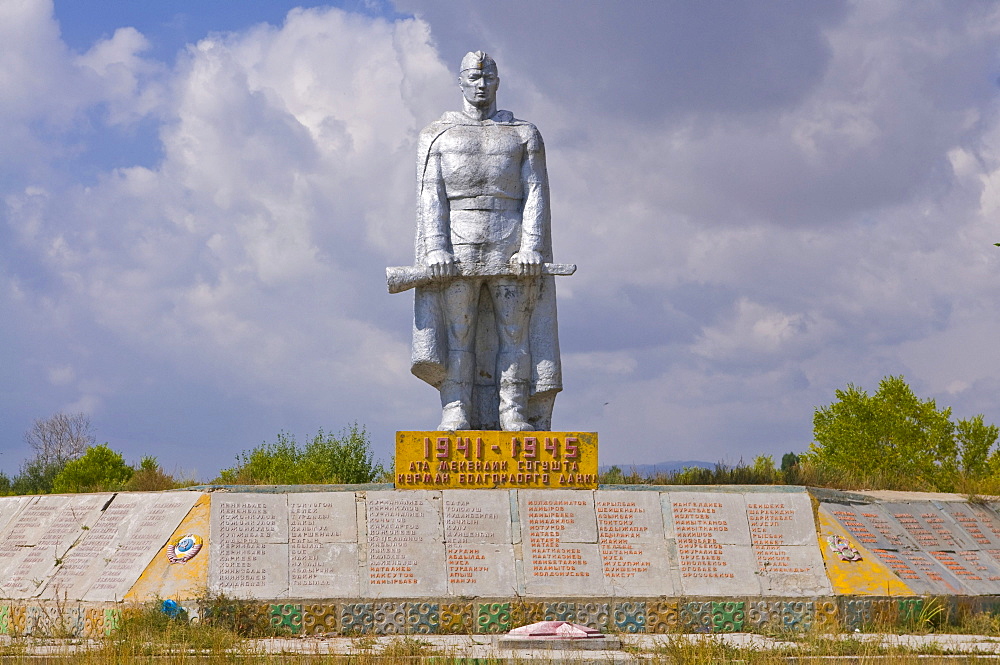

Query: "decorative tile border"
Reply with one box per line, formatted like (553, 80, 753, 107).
(3, 595, 998, 637)
(778, 600, 814, 633)
(340, 602, 374, 635)
(439, 601, 474, 634)
(679, 600, 713, 633)
(646, 600, 679, 633)
(510, 600, 544, 627)
(25, 605, 83, 636)
(405, 602, 438, 634)
(199, 600, 270, 634)
(613, 601, 646, 633)
(575, 601, 610, 631)
(712, 600, 745, 633)
(270, 603, 302, 633)
(815, 599, 839, 632)
(83, 607, 121, 638)
(746, 600, 782, 632)
(543, 601, 576, 622)
(840, 597, 898, 631)
(476, 602, 511, 633)
(372, 601, 406, 634)
(302, 603, 337, 635)
(898, 597, 925, 623)
(11, 606, 26, 634)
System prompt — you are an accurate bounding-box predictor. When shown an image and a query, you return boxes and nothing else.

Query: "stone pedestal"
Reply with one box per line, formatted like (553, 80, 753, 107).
(395, 431, 598, 490)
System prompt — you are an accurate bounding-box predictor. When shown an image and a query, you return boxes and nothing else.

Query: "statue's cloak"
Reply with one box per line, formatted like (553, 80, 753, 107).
(411, 110, 562, 430)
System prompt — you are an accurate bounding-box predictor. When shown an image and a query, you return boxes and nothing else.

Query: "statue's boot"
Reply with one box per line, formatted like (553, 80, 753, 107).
(438, 350, 474, 431)
(499, 351, 532, 431)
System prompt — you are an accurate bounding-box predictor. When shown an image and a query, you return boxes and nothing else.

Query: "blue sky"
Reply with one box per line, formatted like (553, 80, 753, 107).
(3, 0, 1000, 480)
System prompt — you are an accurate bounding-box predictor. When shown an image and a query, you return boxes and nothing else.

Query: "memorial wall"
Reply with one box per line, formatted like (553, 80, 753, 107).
(820, 497, 1000, 596)
(0, 492, 201, 602)
(196, 487, 834, 600)
(3, 486, 1000, 607)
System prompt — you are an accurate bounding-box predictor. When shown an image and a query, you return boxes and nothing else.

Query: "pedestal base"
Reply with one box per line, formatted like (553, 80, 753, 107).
(495, 636, 623, 651)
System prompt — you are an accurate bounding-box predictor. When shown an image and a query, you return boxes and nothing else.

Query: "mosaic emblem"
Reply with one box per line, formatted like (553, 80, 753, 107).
(167, 534, 203, 563)
(827, 534, 862, 561)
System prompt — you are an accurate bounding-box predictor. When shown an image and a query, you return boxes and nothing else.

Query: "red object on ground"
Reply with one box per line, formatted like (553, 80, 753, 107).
(507, 621, 603, 639)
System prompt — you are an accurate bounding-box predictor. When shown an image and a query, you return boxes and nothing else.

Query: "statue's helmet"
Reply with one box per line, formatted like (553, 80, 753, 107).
(460, 51, 497, 75)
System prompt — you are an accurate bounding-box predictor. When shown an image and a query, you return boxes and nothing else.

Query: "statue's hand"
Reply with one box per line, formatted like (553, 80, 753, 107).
(512, 250, 543, 277)
(426, 249, 457, 279)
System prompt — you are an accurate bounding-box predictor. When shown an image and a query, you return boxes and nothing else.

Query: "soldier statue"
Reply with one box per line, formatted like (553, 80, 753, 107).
(405, 51, 564, 432)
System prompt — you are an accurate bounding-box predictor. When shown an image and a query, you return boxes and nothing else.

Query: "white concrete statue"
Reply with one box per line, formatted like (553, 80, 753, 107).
(388, 51, 572, 432)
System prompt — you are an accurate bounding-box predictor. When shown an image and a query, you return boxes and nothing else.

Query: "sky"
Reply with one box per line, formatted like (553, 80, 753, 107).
(3, 0, 1000, 480)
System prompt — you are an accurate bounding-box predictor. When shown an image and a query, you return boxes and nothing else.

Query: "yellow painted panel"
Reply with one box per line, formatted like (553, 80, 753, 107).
(125, 493, 211, 602)
(817, 506, 915, 596)
(395, 431, 598, 489)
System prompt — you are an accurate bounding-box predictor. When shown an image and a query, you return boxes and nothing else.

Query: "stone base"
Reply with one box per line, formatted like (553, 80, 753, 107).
(2, 484, 1000, 631)
(495, 635, 622, 650)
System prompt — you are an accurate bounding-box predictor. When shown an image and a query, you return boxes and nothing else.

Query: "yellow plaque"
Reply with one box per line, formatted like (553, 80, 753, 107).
(395, 431, 598, 489)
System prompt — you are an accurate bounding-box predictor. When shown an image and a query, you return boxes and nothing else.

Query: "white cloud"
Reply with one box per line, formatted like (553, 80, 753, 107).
(4, 0, 1000, 474)
(46, 365, 75, 387)
(692, 299, 810, 361)
(1, 3, 454, 469)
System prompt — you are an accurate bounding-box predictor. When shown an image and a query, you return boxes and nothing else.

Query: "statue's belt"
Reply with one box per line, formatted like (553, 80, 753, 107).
(448, 196, 522, 212)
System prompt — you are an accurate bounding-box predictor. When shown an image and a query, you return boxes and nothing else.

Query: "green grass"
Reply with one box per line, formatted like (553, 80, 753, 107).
(2, 599, 1000, 664)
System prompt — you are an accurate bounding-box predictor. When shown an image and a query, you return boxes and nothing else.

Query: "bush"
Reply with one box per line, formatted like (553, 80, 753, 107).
(216, 423, 385, 485)
(124, 456, 189, 491)
(651, 455, 782, 485)
(52, 444, 133, 493)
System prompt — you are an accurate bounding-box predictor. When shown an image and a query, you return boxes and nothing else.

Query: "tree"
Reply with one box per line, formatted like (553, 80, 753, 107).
(956, 415, 1000, 480)
(24, 412, 95, 466)
(805, 375, 998, 491)
(780, 452, 799, 474)
(11, 458, 65, 495)
(51, 444, 133, 494)
(217, 424, 385, 485)
(15, 412, 96, 494)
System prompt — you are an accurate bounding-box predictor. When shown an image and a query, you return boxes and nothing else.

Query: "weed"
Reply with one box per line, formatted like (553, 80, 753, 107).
(199, 592, 275, 637)
(380, 635, 438, 660)
(111, 600, 242, 654)
(351, 634, 377, 651)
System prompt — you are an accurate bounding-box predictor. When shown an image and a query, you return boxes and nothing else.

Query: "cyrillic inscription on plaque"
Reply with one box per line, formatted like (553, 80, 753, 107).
(928, 550, 1000, 593)
(0, 496, 41, 595)
(0, 495, 108, 598)
(666, 491, 758, 595)
(519, 490, 605, 595)
(897, 549, 969, 594)
(885, 503, 975, 550)
(944, 503, 1000, 548)
(44, 493, 199, 601)
(364, 491, 445, 596)
(823, 501, 1000, 594)
(443, 490, 516, 595)
(824, 504, 916, 550)
(288, 493, 360, 597)
(395, 431, 598, 489)
(746, 492, 832, 595)
(0, 496, 30, 536)
(210, 494, 287, 598)
(595, 490, 673, 595)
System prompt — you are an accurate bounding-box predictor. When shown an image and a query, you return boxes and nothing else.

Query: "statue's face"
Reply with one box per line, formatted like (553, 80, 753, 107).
(459, 67, 499, 107)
